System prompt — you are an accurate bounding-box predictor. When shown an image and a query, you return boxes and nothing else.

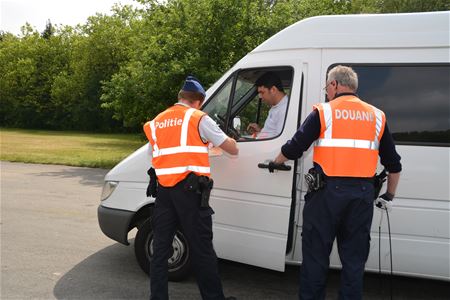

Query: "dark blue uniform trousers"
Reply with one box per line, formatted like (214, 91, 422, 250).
(150, 178, 225, 300)
(299, 177, 374, 300)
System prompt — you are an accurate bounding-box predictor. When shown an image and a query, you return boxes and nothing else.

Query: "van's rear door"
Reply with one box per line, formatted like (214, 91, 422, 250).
(204, 60, 303, 271)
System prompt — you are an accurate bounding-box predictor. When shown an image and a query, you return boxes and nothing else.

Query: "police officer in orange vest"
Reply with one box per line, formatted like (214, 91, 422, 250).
(272, 65, 402, 300)
(144, 76, 238, 300)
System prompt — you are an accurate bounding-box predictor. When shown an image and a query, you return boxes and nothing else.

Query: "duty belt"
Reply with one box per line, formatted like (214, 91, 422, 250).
(305, 168, 376, 193)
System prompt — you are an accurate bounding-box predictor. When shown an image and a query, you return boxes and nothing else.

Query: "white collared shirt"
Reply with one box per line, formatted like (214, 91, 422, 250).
(258, 95, 288, 139)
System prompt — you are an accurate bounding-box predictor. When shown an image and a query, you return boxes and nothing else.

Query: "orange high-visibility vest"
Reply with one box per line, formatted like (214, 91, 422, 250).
(143, 104, 210, 187)
(313, 95, 386, 177)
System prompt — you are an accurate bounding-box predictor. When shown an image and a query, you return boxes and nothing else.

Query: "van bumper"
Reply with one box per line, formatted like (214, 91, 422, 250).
(97, 205, 134, 245)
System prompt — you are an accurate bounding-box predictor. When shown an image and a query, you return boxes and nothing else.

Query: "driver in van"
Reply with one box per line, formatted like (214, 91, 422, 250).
(143, 76, 238, 300)
(246, 72, 288, 139)
(272, 65, 402, 299)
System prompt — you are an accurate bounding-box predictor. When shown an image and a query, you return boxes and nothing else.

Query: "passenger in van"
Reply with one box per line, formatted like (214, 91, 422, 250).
(247, 72, 288, 139)
(143, 76, 238, 300)
(272, 65, 402, 299)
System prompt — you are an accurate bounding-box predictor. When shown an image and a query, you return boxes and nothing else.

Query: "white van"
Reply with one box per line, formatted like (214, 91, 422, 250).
(98, 11, 450, 281)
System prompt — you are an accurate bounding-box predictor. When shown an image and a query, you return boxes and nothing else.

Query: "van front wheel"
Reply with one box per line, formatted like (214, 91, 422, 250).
(134, 218, 191, 281)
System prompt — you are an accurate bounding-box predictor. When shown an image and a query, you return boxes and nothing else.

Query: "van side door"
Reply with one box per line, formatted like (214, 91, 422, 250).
(202, 62, 303, 271)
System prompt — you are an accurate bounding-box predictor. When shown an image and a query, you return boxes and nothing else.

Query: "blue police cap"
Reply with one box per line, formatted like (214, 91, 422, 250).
(182, 76, 206, 97)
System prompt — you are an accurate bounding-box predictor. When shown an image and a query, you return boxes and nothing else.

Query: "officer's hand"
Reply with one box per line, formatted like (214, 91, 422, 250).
(268, 161, 276, 173)
(375, 193, 393, 212)
(247, 123, 261, 135)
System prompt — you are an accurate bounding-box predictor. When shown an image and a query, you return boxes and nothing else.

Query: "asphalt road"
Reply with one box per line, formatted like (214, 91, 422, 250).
(1, 161, 449, 299)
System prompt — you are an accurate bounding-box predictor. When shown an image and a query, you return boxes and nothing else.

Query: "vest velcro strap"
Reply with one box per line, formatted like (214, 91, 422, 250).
(155, 166, 211, 176)
(153, 146, 208, 158)
(315, 138, 379, 150)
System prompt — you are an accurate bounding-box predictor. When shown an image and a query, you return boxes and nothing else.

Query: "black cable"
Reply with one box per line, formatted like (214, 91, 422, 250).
(386, 209, 393, 300)
(378, 222, 383, 298)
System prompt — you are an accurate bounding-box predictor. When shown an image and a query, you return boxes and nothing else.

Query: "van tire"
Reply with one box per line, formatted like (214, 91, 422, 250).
(134, 218, 191, 281)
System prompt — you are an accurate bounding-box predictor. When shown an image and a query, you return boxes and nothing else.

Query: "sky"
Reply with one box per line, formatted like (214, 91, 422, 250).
(1, 0, 141, 35)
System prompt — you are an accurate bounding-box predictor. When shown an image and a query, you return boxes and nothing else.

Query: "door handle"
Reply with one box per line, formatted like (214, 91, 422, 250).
(258, 162, 291, 172)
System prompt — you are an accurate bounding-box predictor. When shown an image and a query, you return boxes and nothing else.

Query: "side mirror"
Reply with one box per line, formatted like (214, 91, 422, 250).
(233, 116, 241, 131)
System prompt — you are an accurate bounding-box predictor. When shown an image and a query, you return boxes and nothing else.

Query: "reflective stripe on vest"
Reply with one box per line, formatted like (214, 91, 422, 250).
(315, 138, 379, 150)
(152, 145, 208, 157)
(143, 105, 210, 187)
(313, 96, 385, 177)
(149, 120, 159, 153)
(155, 165, 210, 176)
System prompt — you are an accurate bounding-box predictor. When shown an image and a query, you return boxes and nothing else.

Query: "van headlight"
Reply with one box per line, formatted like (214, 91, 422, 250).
(101, 181, 118, 201)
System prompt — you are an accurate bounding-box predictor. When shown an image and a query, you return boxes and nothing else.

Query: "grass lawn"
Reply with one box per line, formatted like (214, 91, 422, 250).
(0, 128, 146, 169)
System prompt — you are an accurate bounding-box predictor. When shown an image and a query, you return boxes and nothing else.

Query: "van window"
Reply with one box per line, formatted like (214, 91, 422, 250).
(332, 64, 450, 146)
(203, 78, 233, 121)
(203, 67, 293, 141)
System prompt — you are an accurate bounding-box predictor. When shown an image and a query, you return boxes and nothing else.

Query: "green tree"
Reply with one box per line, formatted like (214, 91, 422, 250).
(101, 0, 355, 129)
(51, 5, 137, 131)
(41, 19, 55, 39)
(0, 22, 72, 128)
(350, 0, 449, 13)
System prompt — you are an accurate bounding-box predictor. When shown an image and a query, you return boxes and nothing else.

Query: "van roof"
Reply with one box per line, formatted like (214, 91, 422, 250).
(252, 11, 450, 52)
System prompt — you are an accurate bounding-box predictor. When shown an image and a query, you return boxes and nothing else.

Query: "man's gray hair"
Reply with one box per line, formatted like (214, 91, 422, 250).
(327, 65, 358, 91)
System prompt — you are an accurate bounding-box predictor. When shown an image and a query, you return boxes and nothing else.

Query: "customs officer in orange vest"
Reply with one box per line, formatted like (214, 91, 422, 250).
(272, 66, 402, 300)
(144, 76, 238, 300)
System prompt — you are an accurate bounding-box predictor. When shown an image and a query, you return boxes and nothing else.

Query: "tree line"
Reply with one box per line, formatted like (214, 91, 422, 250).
(1, 0, 447, 132)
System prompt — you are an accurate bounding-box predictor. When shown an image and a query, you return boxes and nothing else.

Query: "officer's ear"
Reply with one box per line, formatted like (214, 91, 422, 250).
(194, 99, 204, 109)
(332, 80, 338, 88)
(198, 96, 206, 108)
